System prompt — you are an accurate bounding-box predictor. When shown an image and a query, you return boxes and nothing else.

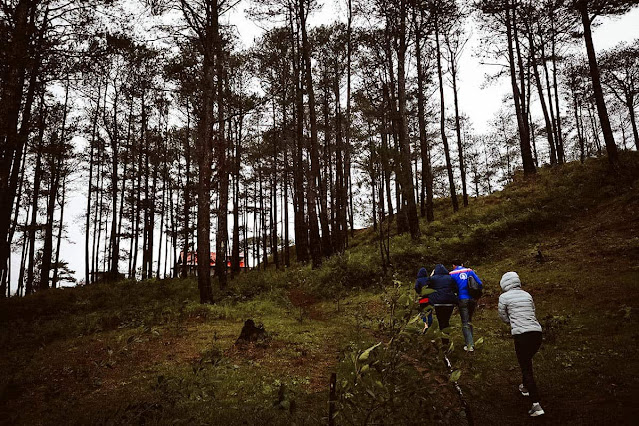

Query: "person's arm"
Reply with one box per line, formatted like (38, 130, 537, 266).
(498, 295, 510, 324)
(531, 295, 536, 315)
(449, 276, 458, 296)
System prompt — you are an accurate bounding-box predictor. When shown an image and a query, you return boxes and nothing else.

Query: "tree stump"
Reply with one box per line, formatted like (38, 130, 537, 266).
(235, 319, 268, 345)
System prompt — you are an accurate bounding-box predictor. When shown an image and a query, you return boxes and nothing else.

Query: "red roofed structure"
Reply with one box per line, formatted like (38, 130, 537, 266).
(176, 251, 246, 277)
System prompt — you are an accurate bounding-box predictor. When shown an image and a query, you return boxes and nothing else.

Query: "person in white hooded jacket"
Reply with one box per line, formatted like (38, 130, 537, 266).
(498, 271, 545, 417)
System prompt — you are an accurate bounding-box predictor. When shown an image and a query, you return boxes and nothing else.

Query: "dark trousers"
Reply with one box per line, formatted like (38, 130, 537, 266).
(514, 331, 543, 402)
(459, 298, 477, 347)
(434, 305, 454, 345)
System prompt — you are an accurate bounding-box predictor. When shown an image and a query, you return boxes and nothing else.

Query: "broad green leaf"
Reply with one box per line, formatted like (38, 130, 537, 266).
(450, 370, 462, 382)
(358, 342, 381, 362)
(409, 314, 422, 324)
(421, 288, 437, 296)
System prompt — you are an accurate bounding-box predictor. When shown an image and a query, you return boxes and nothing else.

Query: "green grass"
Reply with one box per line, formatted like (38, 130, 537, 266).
(2, 153, 639, 425)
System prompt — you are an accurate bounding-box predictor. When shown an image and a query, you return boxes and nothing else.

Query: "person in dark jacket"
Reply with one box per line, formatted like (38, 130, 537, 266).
(415, 264, 458, 345)
(450, 262, 483, 352)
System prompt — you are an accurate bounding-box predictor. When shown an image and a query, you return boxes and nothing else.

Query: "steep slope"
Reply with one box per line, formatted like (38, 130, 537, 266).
(1, 153, 638, 425)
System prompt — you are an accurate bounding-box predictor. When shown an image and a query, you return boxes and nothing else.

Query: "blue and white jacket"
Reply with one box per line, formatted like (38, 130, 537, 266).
(449, 266, 483, 301)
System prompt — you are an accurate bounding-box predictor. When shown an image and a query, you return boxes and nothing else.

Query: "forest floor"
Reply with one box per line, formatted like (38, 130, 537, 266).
(1, 154, 639, 425)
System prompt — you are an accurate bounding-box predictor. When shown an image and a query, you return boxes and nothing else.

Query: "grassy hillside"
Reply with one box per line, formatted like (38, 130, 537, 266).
(2, 153, 639, 425)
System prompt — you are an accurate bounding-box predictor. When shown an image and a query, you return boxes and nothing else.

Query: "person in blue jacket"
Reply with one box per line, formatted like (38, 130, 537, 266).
(450, 262, 483, 352)
(415, 264, 458, 345)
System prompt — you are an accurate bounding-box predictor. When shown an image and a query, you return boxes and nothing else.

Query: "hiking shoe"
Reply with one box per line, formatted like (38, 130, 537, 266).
(463, 345, 474, 352)
(528, 403, 544, 417)
(519, 384, 529, 397)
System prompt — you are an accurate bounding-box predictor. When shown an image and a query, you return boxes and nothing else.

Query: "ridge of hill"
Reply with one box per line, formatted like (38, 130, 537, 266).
(1, 152, 639, 425)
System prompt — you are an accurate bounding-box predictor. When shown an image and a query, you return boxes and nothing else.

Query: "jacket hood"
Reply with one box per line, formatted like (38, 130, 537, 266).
(500, 271, 521, 292)
(417, 267, 429, 278)
(433, 264, 449, 275)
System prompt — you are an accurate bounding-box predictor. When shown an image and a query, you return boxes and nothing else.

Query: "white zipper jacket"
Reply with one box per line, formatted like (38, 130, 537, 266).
(498, 272, 542, 335)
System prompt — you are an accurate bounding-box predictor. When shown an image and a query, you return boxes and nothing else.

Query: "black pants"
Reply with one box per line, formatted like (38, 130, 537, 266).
(434, 305, 454, 345)
(514, 331, 543, 402)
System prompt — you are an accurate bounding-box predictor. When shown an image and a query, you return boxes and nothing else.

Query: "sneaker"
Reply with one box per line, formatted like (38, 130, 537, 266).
(519, 384, 529, 397)
(463, 345, 474, 352)
(528, 403, 544, 417)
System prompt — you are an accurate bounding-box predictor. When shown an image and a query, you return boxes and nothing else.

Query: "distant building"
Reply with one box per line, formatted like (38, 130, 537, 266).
(175, 251, 246, 277)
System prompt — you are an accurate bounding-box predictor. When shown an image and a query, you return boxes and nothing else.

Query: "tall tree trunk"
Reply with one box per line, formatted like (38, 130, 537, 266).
(214, 4, 229, 288)
(550, 22, 565, 164)
(435, 22, 459, 212)
(26, 101, 45, 295)
(449, 44, 468, 207)
(395, 1, 420, 239)
(41, 150, 62, 291)
(538, 29, 559, 165)
(232, 113, 242, 275)
(196, 48, 214, 302)
(86, 84, 100, 285)
(291, 12, 309, 263)
(283, 103, 291, 267)
(298, 0, 324, 267)
(52, 176, 66, 288)
(529, 31, 557, 165)
(333, 66, 346, 253)
(627, 98, 639, 151)
(181, 101, 191, 278)
(578, 2, 618, 167)
(345, 0, 354, 241)
(0, 0, 34, 287)
(505, 2, 536, 175)
(109, 88, 120, 279)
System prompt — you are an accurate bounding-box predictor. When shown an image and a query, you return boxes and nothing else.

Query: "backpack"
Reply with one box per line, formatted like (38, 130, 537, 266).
(467, 274, 483, 299)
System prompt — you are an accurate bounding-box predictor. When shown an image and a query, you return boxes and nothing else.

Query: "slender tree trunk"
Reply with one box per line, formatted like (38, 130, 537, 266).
(298, 0, 324, 267)
(333, 66, 346, 253)
(86, 84, 100, 285)
(0, 0, 34, 287)
(181, 101, 191, 278)
(41, 151, 62, 291)
(214, 4, 229, 288)
(291, 12, 309, 263)
(505, 2, 536, 175)
(196, 48, 214, 301)
(530, 42, 557, 165)
(578, 2, 618, 167)
(449, 47, 468, 207)
(395, 1, 420, 238)
(551, 24, 565, 164)
(627, 98, 639, 151)
(52, 176, 66, 288)
(435, 22, 459, 212)
(17, 208, 29, 296)
(26, 102, 45, 295)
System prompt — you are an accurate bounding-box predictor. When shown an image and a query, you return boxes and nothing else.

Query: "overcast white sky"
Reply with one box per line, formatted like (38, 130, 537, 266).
(8, 2, 639, 293)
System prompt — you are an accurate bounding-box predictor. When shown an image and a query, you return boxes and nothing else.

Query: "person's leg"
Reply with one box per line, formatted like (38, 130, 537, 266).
(467, 299, 476, 342)
(459, 299, 474, 348)
(514, 332, 542, 402)
(419, 304, 433, 330)
(435, 305, 454, 346)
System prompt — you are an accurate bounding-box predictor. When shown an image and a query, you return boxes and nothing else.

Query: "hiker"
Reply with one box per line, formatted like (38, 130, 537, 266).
(450, 262, 483, 352)
(414, 267, 433, 333)
(415, 264, 458, 345)
(498, 271, 545, 417)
